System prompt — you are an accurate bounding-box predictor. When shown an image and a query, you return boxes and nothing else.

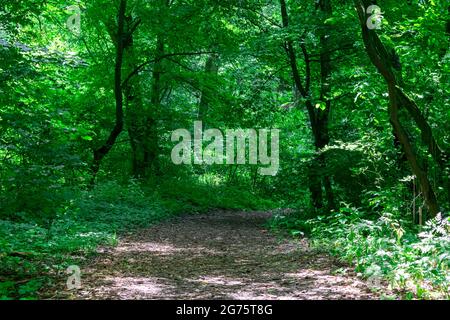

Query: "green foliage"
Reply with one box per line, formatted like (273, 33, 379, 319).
(270, 206, 450, 299)
(0, 178, 274, 299)
(1, 0, 449, 301)
(159, 177, 276, 212)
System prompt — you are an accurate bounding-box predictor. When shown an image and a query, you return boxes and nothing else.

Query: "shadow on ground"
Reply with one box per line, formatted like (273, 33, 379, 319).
(55, 211, 378, 300)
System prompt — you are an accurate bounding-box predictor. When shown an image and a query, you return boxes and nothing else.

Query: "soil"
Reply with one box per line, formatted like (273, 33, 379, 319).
(56, 211, 379, 300)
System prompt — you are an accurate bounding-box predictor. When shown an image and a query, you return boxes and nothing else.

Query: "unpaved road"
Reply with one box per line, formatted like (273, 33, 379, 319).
(57, 211, 378, 300)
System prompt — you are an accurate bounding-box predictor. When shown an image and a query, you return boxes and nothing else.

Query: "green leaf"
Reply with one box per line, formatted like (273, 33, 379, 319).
(324, 17, 338, 25)
(315, 102, 326, 111)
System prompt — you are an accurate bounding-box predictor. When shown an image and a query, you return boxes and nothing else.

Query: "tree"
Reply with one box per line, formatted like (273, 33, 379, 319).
(279, 0, 335, 210)
(91, 0, 129, 184)
(353, 0, 447, 218)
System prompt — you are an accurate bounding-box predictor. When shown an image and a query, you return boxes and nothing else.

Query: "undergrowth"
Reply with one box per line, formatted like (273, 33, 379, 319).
(0, 178, 275, 299)
(269, 206, 450, 300)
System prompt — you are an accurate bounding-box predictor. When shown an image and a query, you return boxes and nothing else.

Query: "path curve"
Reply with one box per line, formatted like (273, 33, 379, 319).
(63, 211, 378, 300)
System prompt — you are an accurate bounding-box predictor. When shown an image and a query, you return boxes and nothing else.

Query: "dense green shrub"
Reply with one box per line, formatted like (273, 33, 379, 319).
(0, 177, 275, 299)
(270, 206, 450, 299)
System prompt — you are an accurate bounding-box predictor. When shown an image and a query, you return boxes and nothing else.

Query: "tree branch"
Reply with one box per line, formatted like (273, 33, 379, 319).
(122, 51, 217, 87)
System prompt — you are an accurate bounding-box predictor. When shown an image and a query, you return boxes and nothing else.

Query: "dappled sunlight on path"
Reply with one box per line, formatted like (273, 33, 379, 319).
(59, 211, 378, 300)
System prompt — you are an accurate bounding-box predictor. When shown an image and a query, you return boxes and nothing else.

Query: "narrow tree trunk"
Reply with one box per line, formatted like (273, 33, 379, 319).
(125, 74, 146, 178)
(198, 53, 219, 125)
(91, 0, 127, 185)
(318, 0, 335, 210)
(395, 87, 448, 169)
(142, 34, 164, 177)
(280, 0, 322, 208)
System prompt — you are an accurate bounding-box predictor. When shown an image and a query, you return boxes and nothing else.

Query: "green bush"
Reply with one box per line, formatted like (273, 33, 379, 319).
(0, 177, 275, 299)
(270, 206, 450, 299)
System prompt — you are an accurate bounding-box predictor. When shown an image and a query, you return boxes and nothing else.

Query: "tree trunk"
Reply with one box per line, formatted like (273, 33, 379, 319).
(142, 34, 164, 177)
(354, 0, 441, 218)
(125, 69, 147, 178)
(91, 0, 127, 185)
(280, 0, 336, 210)
(198, 53, 219, 125)
(280, 0, 322, 208)
(318, 0, 335, 210)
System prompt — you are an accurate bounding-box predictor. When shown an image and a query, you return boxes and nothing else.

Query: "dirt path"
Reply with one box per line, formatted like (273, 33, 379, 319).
(61, 211, 378, 300)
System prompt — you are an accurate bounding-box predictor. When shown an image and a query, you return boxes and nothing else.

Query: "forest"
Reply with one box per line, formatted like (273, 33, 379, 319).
(0, 0, 449, 301)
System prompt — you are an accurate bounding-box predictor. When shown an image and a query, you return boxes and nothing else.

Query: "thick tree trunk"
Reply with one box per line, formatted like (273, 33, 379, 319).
(119, 18, 146, 179)
(280, 0, 335, 210)
(354, 0, 441, 218)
